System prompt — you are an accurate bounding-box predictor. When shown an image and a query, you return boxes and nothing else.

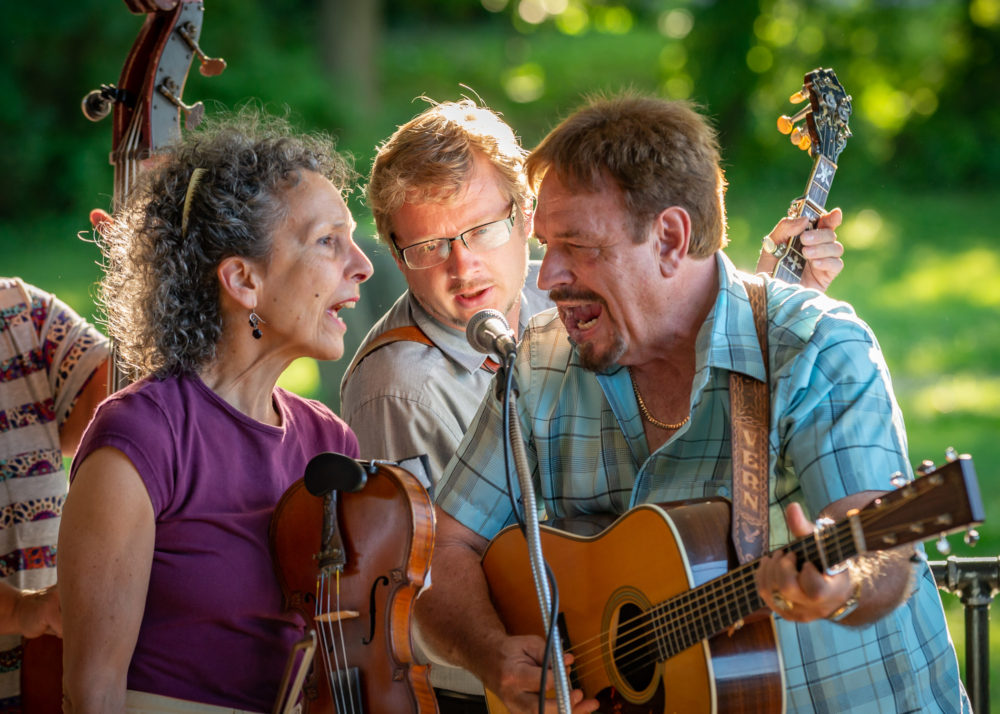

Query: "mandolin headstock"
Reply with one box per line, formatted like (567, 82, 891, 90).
(778, 67, 853, 164)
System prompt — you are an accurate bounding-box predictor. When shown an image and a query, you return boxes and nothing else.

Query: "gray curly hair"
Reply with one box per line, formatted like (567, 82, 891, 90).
(98, 106, 353, 380)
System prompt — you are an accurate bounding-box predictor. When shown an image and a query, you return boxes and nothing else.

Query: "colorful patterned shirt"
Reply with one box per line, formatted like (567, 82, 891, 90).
(437, 252, 969, 713)
(0, 278, 108, 711)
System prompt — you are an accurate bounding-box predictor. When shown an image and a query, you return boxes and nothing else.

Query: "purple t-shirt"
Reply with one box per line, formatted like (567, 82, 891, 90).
(71, 373, 359, 712)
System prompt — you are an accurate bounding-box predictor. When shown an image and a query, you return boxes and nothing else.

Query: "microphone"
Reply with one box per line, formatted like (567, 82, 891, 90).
(466, 309, 517, 363)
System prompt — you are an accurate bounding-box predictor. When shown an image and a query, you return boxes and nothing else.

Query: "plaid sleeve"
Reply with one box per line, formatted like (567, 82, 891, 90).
(774, 307, 911, 517)
(435, 354, 538, 541)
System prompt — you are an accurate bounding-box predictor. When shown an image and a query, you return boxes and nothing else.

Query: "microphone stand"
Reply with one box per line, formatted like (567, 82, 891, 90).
(500, 357, 573, 714)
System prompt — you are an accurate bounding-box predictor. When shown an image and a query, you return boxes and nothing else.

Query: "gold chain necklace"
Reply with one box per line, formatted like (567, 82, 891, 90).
(628, 368, 690, 431)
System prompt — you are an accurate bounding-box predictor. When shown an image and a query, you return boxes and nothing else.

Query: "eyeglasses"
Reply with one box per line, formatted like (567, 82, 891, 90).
(393, 203, 517, 270)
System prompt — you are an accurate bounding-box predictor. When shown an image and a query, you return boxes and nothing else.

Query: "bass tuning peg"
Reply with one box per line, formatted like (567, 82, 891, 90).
(177, 22, 227, 77)
(158, 78, 205, 131)
(964, 529, 980, 547)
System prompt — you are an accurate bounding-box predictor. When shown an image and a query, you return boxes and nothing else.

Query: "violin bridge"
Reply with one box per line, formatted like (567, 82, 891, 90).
(314, 609, 360, 623)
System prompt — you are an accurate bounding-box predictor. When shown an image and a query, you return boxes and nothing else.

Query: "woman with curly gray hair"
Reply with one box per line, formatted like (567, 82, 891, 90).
(58, 109, 373, 714)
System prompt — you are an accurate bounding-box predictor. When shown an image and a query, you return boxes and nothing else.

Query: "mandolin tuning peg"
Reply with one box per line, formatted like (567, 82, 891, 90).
(964, 529, 980, 547)
(935, 535, 951, 555)
(177, 22, 228, 78)
(790, 127, 811, 151)
(790, 89, 808, 103)
(945, 446, 958, 462)
(777, 115, 795, 135)
(889, 471, 908, 488)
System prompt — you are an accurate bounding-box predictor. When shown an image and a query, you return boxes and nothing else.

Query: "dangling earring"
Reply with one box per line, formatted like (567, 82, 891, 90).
(249, 310, 264, 339)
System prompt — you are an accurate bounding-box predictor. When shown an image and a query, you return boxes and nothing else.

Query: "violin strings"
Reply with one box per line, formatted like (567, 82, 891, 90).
(335, 569, 359, 714)
(317, 574, 349, 714)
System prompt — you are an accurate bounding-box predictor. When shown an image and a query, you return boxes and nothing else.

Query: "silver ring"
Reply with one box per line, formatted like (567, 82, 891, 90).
(761, 236, 788, 259)
(771, 591, 793, 612)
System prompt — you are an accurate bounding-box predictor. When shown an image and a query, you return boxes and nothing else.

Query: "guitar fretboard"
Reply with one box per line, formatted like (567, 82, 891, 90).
(773, 154, 837, 284)
(645, 518, 858, 660)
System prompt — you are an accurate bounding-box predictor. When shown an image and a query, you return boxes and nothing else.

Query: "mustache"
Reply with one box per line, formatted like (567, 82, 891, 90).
(548, 287, 606, 305)
(450, 279, 490, 294)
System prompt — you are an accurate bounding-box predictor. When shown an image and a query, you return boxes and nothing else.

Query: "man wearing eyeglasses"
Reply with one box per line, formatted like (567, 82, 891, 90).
(339, 98, 843, 713)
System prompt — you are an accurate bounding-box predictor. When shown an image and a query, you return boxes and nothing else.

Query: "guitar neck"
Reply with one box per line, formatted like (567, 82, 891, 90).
(773, 154, 838, 284)
(649, 518, 857, 658)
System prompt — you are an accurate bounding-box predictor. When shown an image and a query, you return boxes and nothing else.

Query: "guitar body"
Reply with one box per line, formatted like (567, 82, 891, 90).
(270, 462, 437, 714)
(481, 501, 784, 714)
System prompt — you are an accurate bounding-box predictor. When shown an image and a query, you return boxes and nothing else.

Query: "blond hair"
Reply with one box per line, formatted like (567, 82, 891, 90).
(367, 98, 528, 244)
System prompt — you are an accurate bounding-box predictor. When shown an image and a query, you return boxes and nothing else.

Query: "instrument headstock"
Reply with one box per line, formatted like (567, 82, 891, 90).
(81, 0, 226, 209)
(778, 67, 852, 164)
(858, 452, 983, 553)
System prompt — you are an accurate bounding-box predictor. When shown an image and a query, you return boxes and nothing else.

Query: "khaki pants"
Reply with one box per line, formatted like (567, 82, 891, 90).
(125, 690, 277, 714)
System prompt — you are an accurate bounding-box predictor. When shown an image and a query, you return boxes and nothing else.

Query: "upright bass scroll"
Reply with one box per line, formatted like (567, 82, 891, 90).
(269, 455, 437, 714)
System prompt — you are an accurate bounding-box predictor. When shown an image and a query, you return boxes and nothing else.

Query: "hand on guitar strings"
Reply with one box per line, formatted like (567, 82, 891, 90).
(492, 634, 598, 714)
(755, 502, 856, 623)
(756, 207, 844, 292)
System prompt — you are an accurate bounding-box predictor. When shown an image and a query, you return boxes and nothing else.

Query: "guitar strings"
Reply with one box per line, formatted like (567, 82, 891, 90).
(558, 494, 936, 685)
(576, 503, 933, 685)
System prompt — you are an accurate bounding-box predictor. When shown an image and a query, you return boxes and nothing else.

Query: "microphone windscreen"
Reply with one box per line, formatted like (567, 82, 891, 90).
(465, 308, 509, 355)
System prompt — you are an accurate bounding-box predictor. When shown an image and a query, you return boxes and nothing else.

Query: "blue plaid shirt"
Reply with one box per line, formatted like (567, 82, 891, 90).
(437, 252, 969, 713)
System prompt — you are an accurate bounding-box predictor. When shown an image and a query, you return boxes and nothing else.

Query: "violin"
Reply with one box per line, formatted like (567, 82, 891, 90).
(20, 2, 223, 710)
(270, 455, 438, 713)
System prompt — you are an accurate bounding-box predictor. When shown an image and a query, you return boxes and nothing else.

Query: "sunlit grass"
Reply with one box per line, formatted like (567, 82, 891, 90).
(276, 357, 322, 400)
(876, 246, 1000, 308)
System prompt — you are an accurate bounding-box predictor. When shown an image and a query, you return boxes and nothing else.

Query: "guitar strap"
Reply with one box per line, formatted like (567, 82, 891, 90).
(729, 276, 771, 564)
(343, 324, 500, 381)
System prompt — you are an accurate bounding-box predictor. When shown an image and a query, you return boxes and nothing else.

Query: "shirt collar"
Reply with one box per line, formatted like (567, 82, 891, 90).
(407, 289, 537, 375)
(696, 252, 768, 382)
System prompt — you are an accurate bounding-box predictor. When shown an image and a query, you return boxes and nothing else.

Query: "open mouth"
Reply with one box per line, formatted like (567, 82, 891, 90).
(328, 298, 357, 327)
(559, 303, 604, 338)
(453, 284, 493, 308)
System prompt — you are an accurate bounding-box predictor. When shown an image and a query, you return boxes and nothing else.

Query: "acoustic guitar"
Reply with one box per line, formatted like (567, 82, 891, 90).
(481, 455, 982, 713)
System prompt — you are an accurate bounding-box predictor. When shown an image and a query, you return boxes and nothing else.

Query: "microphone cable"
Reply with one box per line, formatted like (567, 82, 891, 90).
(500, 351, 566, 714)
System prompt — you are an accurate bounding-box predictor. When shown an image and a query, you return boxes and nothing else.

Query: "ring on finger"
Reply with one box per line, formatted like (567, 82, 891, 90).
(771, 590, 793, 613)
(761, 236, 788, 259)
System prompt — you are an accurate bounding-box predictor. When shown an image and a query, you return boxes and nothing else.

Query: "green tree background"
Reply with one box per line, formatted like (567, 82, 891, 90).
(2, 0, 999, 704)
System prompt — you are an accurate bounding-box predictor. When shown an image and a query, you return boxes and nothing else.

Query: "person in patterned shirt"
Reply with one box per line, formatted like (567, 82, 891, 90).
(0, 277, 109, 712)
(418, 94, 969, 714)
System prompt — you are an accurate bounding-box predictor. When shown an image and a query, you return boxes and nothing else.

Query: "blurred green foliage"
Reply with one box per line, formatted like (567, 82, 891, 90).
(2, 0, 999, 703)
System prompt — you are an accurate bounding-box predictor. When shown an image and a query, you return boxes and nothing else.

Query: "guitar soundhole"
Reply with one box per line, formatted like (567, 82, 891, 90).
(612, 602, 657, 692)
